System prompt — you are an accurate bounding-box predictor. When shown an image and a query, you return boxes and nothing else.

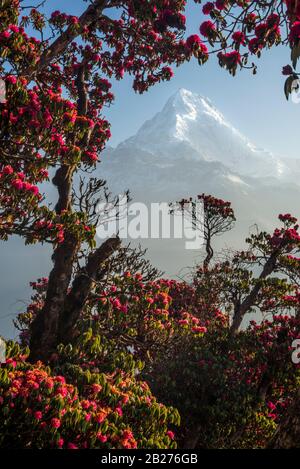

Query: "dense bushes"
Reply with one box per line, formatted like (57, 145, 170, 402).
(0, 342, 179, 449)
(2, 233, 300, 448)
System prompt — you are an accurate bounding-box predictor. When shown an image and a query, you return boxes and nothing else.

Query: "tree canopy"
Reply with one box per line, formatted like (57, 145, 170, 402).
(1, 0, 300, 450)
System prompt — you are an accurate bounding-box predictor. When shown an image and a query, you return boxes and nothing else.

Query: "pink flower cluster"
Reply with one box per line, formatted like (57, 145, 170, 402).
(0, 165, 40, 197)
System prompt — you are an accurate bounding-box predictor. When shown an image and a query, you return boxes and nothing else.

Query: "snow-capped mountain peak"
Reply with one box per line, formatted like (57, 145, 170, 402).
(99, 89, 300, 275)
(169, 88, 227, 129)
(118, 88, 289, 180)
(125, 88, 230, 152)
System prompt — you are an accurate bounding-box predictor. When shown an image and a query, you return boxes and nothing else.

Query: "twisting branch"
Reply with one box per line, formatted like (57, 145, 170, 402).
(29, 61, 93, 361)
(72, 176, 130, 228)
(270, 389, 300, 448)
(29, 232, 81, 362)
(23, 0, 108, 77)
(58, 236, 121, 343)
(53, 63, 90, 214)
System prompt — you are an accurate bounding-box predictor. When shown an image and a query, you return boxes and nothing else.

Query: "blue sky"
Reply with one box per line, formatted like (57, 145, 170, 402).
(20, 0, 298, 159)
(107, 45, 298, 159)
(31, 0, 300, 159)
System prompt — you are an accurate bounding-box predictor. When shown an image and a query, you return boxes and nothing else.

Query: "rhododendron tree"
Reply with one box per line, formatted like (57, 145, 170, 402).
(1, 0, 196, 361)
(148, 311, 300, 448)
(171, 194, 235, 268)
(10, 212, 300, 449)
(190, 213, 300, 334)
(144, 213, 300, 448)
(3, 212, 300, 448)
(15, 272, 208, 366)
(271, 388, 300, 448)
(195, 0, 300, 85)
(2, 0, 300, 450)
(229, 213, 300, 334)
(1, 0, 300, 361)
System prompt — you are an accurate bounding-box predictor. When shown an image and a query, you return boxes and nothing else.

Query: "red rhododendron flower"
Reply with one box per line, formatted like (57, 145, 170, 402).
(34, 411, 43, 420)
(267, 13, 280, 28)
(5, 75, 17, 84)
(67, 442, 78, 449)
(215, 0, 226, 10)
(248, 38, 263, 54)
(232, 31, 246, 45)
(219, 50, 241, 65)
(57, 438, 64, 448)
(50, 417, 61, 429)
(200, 20, 216, 38)
(255, 22, 268, 38)
(0, 30, 10, 39)
(97, 433, 107, 443)
(186, 34, 202, 50)
(12, 179, 24, 190)
(3, 165, 14, 175)
(192, 326, 208, 333)
(9, 24, 19, 33)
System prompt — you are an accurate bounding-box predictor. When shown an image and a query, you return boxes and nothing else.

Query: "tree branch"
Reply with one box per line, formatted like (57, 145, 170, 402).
(230, 250, 279, 335)
(269, 388, 300, 448)
(58, 236, 121, 343)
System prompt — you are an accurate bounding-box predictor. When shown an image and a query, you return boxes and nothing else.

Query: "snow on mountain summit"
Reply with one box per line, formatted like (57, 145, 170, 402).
(121, 88, 229, 154)
(171, 88, 228, 131)
(118, 88, 289, 180)
(99, 89, 300, 275)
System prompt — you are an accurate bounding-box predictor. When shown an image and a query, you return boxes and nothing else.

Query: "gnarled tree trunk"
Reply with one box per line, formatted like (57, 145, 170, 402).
(58, 236, 121, 344)
(29, 233, 80, 362)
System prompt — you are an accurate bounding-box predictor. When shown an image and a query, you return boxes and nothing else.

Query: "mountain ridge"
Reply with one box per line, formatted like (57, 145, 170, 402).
(100, 89, 300, 254)
(110, 88, 293, 182)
